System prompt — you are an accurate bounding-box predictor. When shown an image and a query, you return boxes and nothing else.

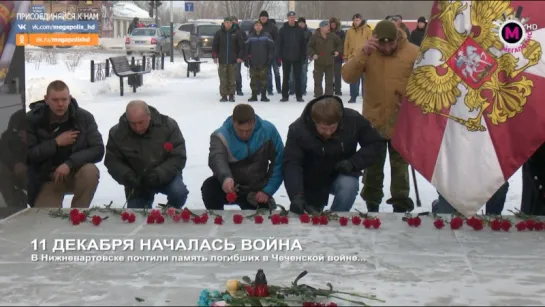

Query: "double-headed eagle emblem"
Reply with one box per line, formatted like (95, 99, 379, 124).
(408, 1, 542, 131)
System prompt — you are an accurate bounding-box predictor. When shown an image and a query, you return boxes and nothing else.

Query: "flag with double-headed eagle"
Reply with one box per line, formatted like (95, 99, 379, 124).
(392, 0, 545, 216)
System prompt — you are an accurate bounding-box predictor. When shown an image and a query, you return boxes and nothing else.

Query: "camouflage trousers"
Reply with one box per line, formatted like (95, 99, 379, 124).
(249, 66, 268, 95)
(361, 140, 414, 212)
(218, 64, 237, 97)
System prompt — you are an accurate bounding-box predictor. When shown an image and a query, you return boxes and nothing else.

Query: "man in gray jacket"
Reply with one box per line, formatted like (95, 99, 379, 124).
(104, 101, 188, 209)
(201, 104, 284, 210)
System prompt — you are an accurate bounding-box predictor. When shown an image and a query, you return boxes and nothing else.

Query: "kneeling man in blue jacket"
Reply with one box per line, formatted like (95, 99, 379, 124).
(202, 104, 284, 210)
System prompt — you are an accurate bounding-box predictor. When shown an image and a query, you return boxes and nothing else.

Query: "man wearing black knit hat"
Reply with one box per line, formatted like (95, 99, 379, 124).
(259, 10, 281, 96)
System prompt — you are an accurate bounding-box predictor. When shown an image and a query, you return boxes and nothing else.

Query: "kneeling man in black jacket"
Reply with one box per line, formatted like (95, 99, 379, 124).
(283, 96, 384, 213)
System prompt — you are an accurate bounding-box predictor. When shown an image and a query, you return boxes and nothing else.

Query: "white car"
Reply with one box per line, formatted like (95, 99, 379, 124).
(173, 22, 213, 50)
(125, 27, 172, 55)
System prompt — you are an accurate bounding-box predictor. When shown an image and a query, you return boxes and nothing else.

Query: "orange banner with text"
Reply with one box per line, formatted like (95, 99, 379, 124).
(16, 33, 99, 47)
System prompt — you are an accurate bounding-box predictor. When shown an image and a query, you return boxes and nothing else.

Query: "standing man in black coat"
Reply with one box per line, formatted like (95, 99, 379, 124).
(212, 17, 245, 102)
(232, 16, 248, 96)
(26, 80, 104, 208)
(409, 17, 427, 46)
(329, 17, 346, 96)
(277, 11, 307, 102)
(259, 11, 281, 96)
(282, 96, 384, 213)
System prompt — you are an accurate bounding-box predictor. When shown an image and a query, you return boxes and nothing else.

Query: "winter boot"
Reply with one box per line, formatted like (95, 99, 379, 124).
(229, 95, 235, 102)
(248, 92, 258, 102)
(260, 91, 270, 102)
(348, 97, 356, 103)
(237, 90, 244, 96)
(280, 97, 289, 102)
(296, 96, 304, 102)
(220, 96, 228, 102)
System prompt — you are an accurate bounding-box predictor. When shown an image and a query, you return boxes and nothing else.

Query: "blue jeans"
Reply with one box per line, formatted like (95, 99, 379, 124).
(433, 182, 509, 215)
(329, 174, 359, 212)
(267, 61, 280, 93)
(289, 60, 308, 94)
(349, 75, 364, 99)
(127, 174, 189, 209)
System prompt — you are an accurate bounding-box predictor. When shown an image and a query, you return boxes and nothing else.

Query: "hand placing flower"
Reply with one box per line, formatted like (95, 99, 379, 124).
(163, 142, 173, 152)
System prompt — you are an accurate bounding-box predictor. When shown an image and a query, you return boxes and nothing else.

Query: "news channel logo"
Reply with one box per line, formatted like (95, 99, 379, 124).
(498, 18, 538, 52)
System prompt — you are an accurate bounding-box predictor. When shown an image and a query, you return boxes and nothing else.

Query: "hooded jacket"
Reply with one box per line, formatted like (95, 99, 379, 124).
(341, 29, 419, 139)
(208, 115, 284, 196)
(104, 106, 186, 189)
(329, 17, 346, 63)
(282, 96, 384, 207)
(26, 98, 104, 206)
(344, 20, 372, 61)
(212, 24, 245, 64)
(307, 29, 342, 66)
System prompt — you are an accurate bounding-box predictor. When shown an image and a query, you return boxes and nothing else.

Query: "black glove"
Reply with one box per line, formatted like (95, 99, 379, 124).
(289, 194, 307, 215)
(123, 172, 140, 189)
(141, 170, 160, 188)
(335, 160, 355, 175)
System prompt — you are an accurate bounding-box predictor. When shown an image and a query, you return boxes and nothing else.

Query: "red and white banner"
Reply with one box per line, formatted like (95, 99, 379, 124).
(392, 0, 545, 216)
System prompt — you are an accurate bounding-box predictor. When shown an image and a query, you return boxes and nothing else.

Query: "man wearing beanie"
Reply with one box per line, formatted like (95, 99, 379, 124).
(259, 10, 281, 96)
(307, 20, 342, 97)
(344, 13, 372, 103)
(212, 17, 245, 102)
(277, 11, 306, 102)
(409, 16, 427, 46)
(341, 20, 419, 213)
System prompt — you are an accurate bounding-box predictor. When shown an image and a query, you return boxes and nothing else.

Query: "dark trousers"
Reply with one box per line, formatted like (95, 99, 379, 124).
(282, 60, 302, 99)
(333, 62, 342, 94)
(201, 176, 267, 210)
(236, 62, 242, 92)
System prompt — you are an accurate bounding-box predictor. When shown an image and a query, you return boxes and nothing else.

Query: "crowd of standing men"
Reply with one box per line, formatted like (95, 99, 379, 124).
(211, 11, 429, 104)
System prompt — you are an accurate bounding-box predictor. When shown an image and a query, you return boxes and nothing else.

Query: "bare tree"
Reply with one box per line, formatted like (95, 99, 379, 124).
(184, 1, 279, 19)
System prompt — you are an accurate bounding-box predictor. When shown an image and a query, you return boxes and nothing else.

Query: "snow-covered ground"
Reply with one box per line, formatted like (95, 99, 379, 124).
(24, 51, 523, 213)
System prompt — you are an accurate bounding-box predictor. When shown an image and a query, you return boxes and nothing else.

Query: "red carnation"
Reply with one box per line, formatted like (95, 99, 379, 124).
(226, 192, 238, 203)
(351, 216, 361, 225)
(163, 142, 173, 152)
(173, 214, 181, 222)
(500, 219, 511, 231)
(490, 219, 501, 231)
(299, 213, 310, 223)
(156, 215, 165, 224)
(214, 216, 223, 225)
(71, 218, 80, 225)
(339, 216, 348, 226)
(200, 213, 209, 223)
(193, 216, 202, 224)
(91, 215, 102, 226)
(311, 215, 321, 225)
(516, 221, 526, 231)
(128, 213, 136, 223)
(450, 216, 463, 229)
(363, 218, 372, 229)
(254, 215, 264, 224)
(121, 211, 130, 221)
(319, 215, 328, 225)
(372, 218, 381, 229)
(70, 209, 79, 219)
(146, 215, 155, 224)
(233, 214, 244, 224)
(525, 219, 536, 231)
(180, 208, 191, 221)
(534, 221, 544, 231)
(433, 218, 445, 229)
(280, 216, 289, 224)
(78, 212, 87, 223)
(271, 214, 281, 225)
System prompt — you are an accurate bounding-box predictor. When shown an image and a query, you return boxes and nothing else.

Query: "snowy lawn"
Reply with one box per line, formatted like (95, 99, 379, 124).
(25, 51, 523, 213)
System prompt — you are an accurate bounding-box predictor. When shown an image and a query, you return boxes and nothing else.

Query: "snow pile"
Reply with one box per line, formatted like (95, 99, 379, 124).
(25, 52, 218, 103)
(113, 2, 153, 20)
